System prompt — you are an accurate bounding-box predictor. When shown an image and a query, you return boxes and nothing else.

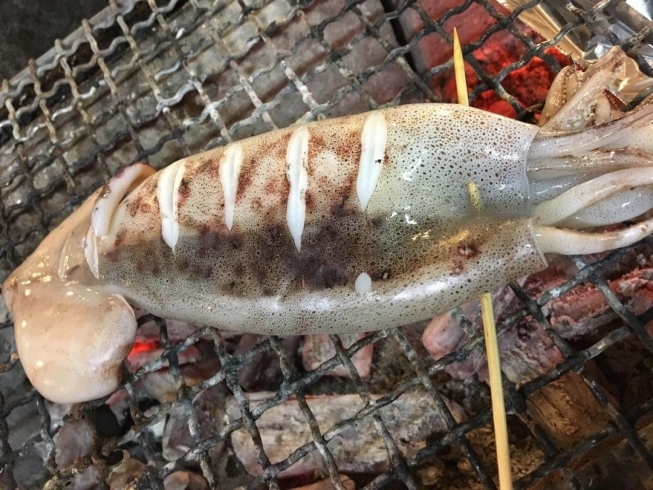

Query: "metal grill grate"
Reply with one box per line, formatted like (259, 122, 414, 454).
(2, 0, 653, 488)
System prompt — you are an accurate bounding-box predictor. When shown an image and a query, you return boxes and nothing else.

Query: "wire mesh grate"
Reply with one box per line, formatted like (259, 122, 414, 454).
(2, 0, 653, 488)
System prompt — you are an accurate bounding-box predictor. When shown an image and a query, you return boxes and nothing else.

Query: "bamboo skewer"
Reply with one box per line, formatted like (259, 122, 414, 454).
(452, 29, 469, 107)
(481, 293, 513, 489)
(452, 28, 513, 490)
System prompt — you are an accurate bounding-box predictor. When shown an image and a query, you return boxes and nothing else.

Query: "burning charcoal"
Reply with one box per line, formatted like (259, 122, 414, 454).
(548, 268, 653, 339)
(422, 257, 576, 382)
(398, 0, 569, 117)
(424, 247, 653, 384)
(123, 329, 220, 403)
(421, 253, 653, 448)
(530, 419, 653, 489)
(163, 471, 209, 490)
(133, 308, 204, 342)
(107, 451, 145, 490)
(162, 384, 228, 462)
(137, 371, 181, 403)
(423, 283, 536, 381)
(526, 373, 612, 449)
(235, 334, 300, 390)
(127, 343, 203, 371)
(433, 301, 566, 386)
(290, 475, 355, 490)
(137, 357, 222, 403)
(537, 248, 653, 337)
(53, 419, 93, 468)
(560, 419, 653, 488)
(401, 0, 513, 71)
(227, 391, 466, 477)
(420, 314, 466, 363)
(301, 333, 373, 378)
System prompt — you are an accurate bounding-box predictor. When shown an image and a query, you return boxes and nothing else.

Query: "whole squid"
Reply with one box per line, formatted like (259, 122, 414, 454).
(5, 47, 653, 403)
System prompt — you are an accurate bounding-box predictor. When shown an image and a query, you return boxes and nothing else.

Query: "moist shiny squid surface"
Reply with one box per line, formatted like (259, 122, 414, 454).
(5, 47, 653, 403)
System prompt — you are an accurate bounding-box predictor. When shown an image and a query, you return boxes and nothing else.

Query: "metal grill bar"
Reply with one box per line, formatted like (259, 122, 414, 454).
(389, 328, 497, 489)
(273, 336, 356, 490)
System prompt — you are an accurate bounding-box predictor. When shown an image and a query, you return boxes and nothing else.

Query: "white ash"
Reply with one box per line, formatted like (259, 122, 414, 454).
(66, 465, 102, 490)
(228, 391, 466, 477)
(53, 419, 93, 468)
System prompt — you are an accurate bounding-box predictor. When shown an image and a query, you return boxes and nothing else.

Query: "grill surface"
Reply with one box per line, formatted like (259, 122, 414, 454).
(2, 0, 653, 489)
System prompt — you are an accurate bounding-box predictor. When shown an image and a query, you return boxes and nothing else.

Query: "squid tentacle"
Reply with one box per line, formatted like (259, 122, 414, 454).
(529, 95, 653, 161)
(533, 168, 653, 226)
(534, 219, 653, 255)
(540, 46, 626, 132)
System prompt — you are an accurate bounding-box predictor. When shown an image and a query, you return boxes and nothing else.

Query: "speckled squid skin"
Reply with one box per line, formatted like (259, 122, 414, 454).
(94, 104, 546, 335)
(9, 46, 653, 404)
(103, 215, 544, 335)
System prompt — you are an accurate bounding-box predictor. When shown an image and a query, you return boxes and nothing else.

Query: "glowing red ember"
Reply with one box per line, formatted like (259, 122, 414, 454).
(403, 0, 571, 118)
